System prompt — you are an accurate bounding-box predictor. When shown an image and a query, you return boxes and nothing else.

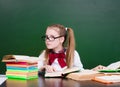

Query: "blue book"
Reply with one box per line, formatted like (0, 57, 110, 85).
(7, 66, 38, 70)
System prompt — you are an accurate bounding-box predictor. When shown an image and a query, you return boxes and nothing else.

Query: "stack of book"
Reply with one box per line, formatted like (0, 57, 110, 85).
(2, 55, 39, 80)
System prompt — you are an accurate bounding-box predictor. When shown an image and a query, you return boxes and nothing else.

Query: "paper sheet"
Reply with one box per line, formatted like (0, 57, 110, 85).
(0, 75, 7, 85)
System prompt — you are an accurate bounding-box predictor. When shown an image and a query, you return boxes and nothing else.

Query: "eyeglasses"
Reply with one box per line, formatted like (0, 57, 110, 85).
(41, 35, 64, 41)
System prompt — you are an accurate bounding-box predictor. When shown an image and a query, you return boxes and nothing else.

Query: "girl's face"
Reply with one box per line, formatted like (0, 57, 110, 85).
(45, 27, 64, 52)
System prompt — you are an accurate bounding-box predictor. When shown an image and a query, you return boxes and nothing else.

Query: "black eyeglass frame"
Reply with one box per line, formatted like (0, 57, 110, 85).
(41, 35, 65, 41)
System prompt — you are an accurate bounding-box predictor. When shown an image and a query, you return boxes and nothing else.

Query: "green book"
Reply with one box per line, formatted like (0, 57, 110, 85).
(99, 69, 120, 73)
(6, 75, 38, 80)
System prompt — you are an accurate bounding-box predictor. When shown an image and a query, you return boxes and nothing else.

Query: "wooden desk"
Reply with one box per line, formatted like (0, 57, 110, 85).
(1, 76, 120, 87)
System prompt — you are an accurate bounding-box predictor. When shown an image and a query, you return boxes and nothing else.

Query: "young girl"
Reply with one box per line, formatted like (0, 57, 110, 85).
(38, 24, 84, 73)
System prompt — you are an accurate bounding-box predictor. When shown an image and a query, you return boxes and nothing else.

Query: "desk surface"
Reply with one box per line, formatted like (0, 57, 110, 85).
(1, 76, 120, 87)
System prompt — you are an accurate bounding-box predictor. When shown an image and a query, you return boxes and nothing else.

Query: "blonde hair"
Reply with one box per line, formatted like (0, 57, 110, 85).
(44, 24, 75, 68)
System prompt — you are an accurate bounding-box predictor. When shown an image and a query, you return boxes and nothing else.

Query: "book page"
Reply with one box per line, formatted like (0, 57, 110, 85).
(2, 55, 40, 63)
(96, 75, 120, 81)
(106, 61, 120, 70)
(45, 72, 62, 77)
(13, 55, 29, 59)
(62, 67, 80, 74)
(0, 75, 7, 85)
(67, 69, 99, 76)
(15, 56, 39, 63)
(66, 69, 100, 81)
(93, 75, 120, 84)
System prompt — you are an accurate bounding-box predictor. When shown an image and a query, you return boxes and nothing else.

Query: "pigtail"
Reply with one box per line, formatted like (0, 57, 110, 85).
(44, 49, 50, 65)
(66, 28, 75, 68)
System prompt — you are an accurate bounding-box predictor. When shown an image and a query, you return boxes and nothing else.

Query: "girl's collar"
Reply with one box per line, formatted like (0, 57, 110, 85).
(50, 48, 66, 53)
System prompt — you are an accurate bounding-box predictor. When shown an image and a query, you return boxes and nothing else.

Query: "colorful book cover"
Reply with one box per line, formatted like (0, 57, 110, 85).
(6, 75, 38, 80)
(6, 64, 37, 68)
(7, 66, 38, 70)
(6, 62, 37, 65)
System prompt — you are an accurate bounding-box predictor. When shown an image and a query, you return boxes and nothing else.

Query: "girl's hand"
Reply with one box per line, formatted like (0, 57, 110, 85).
(92, 65, 107, 71)
(44, 65, 56, 73)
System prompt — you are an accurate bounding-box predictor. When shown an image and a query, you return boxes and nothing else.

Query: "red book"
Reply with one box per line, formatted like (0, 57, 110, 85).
(6, 62, 38, 68)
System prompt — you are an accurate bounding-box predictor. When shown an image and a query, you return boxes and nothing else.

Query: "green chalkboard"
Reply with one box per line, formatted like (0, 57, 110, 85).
(0, 0, 120, 74)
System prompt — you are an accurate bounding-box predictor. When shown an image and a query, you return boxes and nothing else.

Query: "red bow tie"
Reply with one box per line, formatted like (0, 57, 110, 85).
(48, 53, 66, 68)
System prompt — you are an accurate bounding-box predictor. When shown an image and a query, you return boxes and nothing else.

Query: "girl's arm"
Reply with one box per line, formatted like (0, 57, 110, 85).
(73, 50, 84, 70)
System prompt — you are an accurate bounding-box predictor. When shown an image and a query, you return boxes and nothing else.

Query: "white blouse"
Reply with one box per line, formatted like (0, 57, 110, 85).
(38, 50, 84, 71)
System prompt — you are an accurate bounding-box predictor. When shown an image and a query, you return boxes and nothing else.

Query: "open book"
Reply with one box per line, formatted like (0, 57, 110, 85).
(0, 75, 7, 85)
(92, 75, 120, 84)
(45, 67, 80, 78)
(99, 61, 120, 73)
(66, 69, 104, 81)
(2, 55, 40, 63)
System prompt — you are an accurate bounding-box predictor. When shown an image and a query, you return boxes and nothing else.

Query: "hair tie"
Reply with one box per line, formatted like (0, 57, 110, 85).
(65, 27, 68, 31)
